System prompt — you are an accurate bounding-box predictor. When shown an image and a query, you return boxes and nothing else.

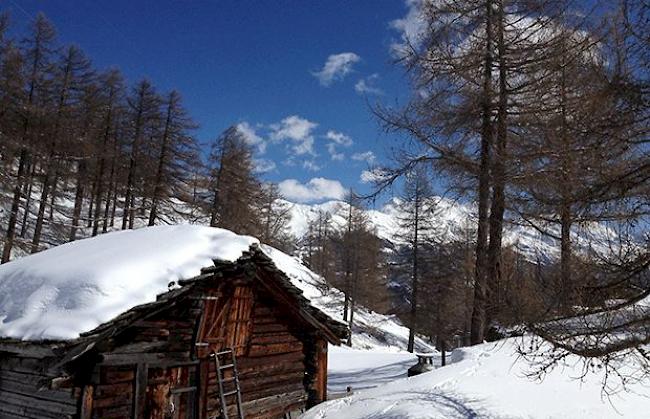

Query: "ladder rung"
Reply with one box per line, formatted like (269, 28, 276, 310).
(215, 350, 233, 356)
(219, 363, 234, 370)
(221, 377, 237, 384)
(223, 389, 239, 397)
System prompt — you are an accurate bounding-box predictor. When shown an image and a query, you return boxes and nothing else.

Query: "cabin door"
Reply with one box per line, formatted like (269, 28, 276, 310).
(145, 363, 199, 419)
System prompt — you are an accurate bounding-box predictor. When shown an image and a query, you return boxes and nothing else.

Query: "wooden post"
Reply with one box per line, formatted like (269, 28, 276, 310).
(80, 385, 94, 419)
(198, 358, 209, 419)
(305, 336, 328, 408)
(133, 363, 148, 419)
(317, 339, 328, 402)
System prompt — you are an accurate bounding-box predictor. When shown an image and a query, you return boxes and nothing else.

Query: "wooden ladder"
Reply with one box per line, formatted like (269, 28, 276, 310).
(212, 349, 244, 419)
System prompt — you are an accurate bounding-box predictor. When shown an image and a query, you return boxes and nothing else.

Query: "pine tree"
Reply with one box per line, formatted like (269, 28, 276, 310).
(396, 166, 436, 352)
(207, 125, 262, 236)
(147, 90, 198, 226)
(2, 13, 56, 262)
(256, 183, 294, 251)
(122, 79, 161, 230)
(31, 44, 93, 252)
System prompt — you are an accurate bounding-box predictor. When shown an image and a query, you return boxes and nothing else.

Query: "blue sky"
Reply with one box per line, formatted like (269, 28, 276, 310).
(2, 0, 419, 203)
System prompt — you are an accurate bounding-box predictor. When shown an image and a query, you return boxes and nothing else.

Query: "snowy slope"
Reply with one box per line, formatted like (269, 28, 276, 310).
(262, 244, 434, 352)
(327, 345, 419, 393)
(304, 337, 649, 419)
(0, 225, 431, 351)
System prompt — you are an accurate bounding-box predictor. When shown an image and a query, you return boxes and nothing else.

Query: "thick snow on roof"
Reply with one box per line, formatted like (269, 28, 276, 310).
(0, 225, 258, 341)
(0, 224, 432, 353)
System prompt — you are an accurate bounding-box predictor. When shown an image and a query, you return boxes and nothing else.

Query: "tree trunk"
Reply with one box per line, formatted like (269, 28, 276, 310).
(408, 192, 420, 353)
(87, 177, 97, 228)
(470, 0, 494, 345)
(48, 171, 60, 221)
(343, 198, 353, 323)
(92, 160, 107, 236)
(19, 161, 36, 238)
(69, 160, 87, 241)
(102, 167, 115, 233)
(486, 0, 508, 328)
(2, 148, 28, 263)
(31, 164, 57, 253)
(560, 205, 572, 306)
(148, 96, 173, 226)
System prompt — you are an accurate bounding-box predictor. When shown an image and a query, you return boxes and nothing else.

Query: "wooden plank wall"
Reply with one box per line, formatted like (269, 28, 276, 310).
(207, 292, 309, 419)
(0, 354, 78, 419)
(0, 276, 328, 419)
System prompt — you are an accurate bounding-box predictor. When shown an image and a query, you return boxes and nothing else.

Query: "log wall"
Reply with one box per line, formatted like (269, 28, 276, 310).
(88, 292, 204, 419)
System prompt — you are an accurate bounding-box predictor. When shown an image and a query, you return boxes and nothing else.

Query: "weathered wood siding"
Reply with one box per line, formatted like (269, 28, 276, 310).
(0, 354, 78, 419)
(207, 290, 308, 419)
(89, 291, 204, 419)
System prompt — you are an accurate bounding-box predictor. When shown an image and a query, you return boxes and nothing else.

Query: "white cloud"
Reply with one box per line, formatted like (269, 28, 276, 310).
(253, 158, 276, 173)
(236, 122, 266, 154)
(312, 52, 361, 86)
(278, 178, 347, 203)
(327, 143, 345, 161)
(390, 0, 427, 56)
(354, 74, 384, 95)
(302, 160, 322, 172)
(325, 130, 353, 146)
(352, 151, 377, 165)
(270, 115, 318, 156)
(361, 168, 389, 184)
(325, 130, 353, 160)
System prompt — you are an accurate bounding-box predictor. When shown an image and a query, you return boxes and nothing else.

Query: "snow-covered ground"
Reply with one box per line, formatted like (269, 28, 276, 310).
(328, 346, 419, 394)
(306, 338, 649, 419)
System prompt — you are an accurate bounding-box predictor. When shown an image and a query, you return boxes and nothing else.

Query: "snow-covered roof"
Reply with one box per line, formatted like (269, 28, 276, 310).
(0, 225, 258, 341)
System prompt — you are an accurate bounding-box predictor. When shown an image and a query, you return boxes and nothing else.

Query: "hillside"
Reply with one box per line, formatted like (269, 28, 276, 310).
(284, 197, 617, 262)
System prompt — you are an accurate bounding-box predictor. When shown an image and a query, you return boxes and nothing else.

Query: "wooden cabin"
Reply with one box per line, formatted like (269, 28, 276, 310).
(0, 245, 348, 419)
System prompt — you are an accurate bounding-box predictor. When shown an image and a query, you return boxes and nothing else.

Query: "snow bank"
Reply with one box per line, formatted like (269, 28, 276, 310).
(0, 225, 257, 340)
(303, 337, 649, 419)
